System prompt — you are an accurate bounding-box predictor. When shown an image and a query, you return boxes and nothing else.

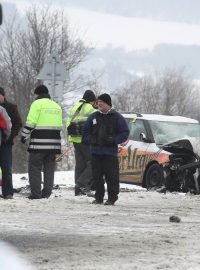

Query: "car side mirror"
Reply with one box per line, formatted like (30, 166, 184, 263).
(0, 4, 2, 25)
(140, 132, 148, 142)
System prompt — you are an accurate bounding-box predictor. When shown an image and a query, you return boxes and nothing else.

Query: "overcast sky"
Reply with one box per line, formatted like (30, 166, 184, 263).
(2, 0, 200, 51)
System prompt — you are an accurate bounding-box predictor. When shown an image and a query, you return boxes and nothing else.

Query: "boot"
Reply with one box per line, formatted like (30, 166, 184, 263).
(75, 186, 86, 196)
(92, 199, 103, 204)
(104, 200, 115, 205)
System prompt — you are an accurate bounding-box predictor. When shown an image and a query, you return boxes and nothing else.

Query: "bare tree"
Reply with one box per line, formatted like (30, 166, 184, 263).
(0, 5, 91, 172)
(113, 68, 200, 120)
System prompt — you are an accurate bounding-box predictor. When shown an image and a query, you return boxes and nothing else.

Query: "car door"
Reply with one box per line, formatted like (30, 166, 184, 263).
(119, 118, 150, 184)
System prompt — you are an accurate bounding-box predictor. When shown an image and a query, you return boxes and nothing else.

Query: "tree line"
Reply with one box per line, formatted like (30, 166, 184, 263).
(113, 68, 200, 121)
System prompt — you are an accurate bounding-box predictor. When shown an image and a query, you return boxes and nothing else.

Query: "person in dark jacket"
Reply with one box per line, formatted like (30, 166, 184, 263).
(21, 85, 63, 199)
(0, 86, 22, 199)
(83, 93, 129, 205)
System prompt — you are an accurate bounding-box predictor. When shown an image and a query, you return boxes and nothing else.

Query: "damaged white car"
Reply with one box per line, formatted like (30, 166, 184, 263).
(162, 138, 200, 193)
(118, 113, 200, 193)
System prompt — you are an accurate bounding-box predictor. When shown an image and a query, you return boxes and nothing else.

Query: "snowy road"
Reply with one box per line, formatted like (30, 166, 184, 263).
(0, 172, 200, 270)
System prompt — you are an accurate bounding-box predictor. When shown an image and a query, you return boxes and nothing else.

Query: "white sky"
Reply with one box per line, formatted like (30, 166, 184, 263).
(2, 0, 200, 51)
(66, 8, 200, 51)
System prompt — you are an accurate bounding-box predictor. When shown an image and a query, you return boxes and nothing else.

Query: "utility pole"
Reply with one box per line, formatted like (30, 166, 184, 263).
(51, 55, 56, 98)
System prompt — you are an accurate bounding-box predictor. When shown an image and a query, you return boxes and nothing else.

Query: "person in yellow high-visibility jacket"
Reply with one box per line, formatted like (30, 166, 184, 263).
(66, 90, 97, 196)
(21, 85, 63, 199)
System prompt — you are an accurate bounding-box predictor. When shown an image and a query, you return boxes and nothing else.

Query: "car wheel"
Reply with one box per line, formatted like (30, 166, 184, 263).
(186, 175, 200, 194)
(145, 163, 164, 189)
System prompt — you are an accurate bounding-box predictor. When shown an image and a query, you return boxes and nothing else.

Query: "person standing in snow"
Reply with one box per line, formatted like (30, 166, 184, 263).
(21, 85, 63, 199)
(0, 87, 22, 199)
(66, 90, 97, 196)
(83, 93, 129, 205)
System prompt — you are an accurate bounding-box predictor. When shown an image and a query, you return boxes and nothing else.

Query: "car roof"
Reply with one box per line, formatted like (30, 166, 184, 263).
(122, 112, 199, 123)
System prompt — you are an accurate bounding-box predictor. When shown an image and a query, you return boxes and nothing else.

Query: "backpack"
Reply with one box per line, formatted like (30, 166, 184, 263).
(67, 102, 85, 136)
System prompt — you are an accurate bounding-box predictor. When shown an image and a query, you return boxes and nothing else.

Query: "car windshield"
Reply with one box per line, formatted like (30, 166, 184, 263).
(149, 120, 200, 145)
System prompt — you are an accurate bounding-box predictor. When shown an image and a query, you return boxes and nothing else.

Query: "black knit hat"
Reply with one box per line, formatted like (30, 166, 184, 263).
(83, 90, 96, 102)
(34, 85, 49, 95)
(98, 93, 112, 106)
(0, 86, 5, 96)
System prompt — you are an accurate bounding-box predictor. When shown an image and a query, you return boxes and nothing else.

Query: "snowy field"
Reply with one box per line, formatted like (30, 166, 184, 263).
(0, 171, 200, 270)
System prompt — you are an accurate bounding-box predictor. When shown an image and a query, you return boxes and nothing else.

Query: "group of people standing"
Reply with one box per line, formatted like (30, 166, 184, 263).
(0, 85, 129, 205)
(68, 90, 129, 205)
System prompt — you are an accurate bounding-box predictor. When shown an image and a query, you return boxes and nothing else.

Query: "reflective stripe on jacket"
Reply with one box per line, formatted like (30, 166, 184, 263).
(21, 98, 63, 153)
(66, 100, 96, 143)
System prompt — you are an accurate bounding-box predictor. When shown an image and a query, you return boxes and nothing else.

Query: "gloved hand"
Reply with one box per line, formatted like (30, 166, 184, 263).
(21, 137, 26, 144)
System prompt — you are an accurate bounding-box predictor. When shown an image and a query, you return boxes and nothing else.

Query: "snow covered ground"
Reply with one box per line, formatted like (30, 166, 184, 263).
(0, 171, 200, 270)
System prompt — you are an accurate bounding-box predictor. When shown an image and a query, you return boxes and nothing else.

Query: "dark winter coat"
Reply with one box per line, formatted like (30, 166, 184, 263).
(1, 99, 22, 145)
(83, 109, 129, 156)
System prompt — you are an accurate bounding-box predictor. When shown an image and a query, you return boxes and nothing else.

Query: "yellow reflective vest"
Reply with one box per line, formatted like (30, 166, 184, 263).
(21, 98, 63, 153)
(66, 100, 96, 143)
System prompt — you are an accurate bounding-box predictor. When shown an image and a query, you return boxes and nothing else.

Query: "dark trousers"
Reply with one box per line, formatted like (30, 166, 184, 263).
(74, 143, 93, 189)
(92, 154, 119, 202)
(28, 152, 55, 198)
(0, 144, 13, 196)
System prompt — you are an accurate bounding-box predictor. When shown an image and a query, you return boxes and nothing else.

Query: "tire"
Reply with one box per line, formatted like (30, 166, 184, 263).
(145, 163, 164, 190)
(184, 175, 200, 194)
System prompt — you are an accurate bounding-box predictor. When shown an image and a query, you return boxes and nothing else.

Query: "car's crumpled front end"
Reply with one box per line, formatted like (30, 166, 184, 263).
(162, 138, 200, 194)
